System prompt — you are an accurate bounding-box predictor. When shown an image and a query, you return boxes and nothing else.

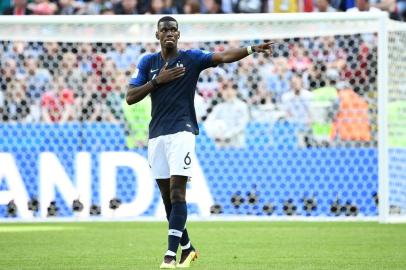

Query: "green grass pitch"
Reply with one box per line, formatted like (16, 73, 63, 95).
(0, 221, 405, 270)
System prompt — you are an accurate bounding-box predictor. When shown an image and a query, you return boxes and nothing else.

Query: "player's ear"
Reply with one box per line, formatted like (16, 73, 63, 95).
(155, 31, 159, 40)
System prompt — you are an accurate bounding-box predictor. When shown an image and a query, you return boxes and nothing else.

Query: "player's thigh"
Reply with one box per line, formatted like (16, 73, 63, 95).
(156, 179, 171, 202)
(167, 131, 196, 177)
(148, 136, 170, 179)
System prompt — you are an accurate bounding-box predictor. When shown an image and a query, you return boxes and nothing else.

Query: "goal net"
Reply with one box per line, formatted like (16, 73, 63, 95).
(0, 13, 404, 222)
(383, 21, 406, 222)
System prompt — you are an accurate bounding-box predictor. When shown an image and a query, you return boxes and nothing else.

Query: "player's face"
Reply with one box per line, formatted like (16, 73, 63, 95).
(156, 21, 180, 49)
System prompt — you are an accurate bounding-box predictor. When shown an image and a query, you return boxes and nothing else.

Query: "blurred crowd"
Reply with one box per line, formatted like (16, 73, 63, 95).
(0, 34, 376, 148)
(0, 0, 405, 20)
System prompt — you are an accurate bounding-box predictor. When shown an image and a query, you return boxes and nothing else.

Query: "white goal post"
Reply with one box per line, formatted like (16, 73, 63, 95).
(0, 13, 405, 223)
(0, 13, 393, 42)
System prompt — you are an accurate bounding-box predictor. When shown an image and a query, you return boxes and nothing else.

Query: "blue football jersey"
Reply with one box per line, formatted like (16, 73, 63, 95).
(129, 49, 215, 139)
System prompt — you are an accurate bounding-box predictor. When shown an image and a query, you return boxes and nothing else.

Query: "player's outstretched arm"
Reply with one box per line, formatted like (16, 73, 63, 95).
(126, 63, 185, 105)
(212, 41, 273, 65)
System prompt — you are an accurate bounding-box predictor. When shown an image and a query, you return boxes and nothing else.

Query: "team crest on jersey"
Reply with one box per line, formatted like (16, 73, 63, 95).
(176, 61, 183, 67)
(131, 69, 139, 78)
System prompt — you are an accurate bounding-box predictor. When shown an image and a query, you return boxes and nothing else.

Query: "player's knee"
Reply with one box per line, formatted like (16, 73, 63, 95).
(170, 189, 186, 203)
(161, 193, 171, 205)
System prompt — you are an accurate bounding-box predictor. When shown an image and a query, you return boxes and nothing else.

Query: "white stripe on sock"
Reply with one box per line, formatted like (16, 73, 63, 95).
(168, 229, 183, 238)
(181, 241, 191, 250)
(165, 250, 177, 257)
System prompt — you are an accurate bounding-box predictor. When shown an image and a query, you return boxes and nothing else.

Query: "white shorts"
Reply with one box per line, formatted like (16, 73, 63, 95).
(148, 131, 196, 179)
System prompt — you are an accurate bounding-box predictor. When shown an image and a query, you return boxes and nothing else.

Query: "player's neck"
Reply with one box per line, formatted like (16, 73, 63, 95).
(160, 47, 179, 61)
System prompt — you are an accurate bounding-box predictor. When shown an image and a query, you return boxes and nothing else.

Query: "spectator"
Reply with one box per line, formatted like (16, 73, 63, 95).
(3, 80, 31, 122)
(288, 44, 312, 72)
(39, 42, 60, 76)
(57, 52, 85, 97)
(235, 57, 259, 100)
(2, 0, 33, 15)
(57, 0, 84, 15)
(0, 35, 382, 152)
(183, 0, 200, 13)
(221, 0, 233, 12)
(76, 74, 116, 122)
(0, 86, 4, 121)
(314, 0, 337, 11)
(24, 56, 52, 102)
(29, 0, 58, 15)
(203, 0, 223, 13)
(97, 57, 118, 94)
(398, 0, 406, 20)
(330, 81, 371, 146)
(307, 60, 327, 89)
(41, 91, 61, 123)
(205, 81, 249, 148)
(347, 0, 381, 11)
(83, 0, 110, 14)
(76, 43, 94, 75)
(113, 0, 140, 14)
(266, 57, 292, 103)
(281, 73, 313, 147)
(100, 7, 115, 14)
(374, 0, 400, 20)
(312, 36, 346, 65)
(58, 88, 77, 122)
(233, 0, 266, 12)
(41, 87, 76, 123)
(194, 93, 209, 123)
(106, 71, 127, 122)
(122, 95, 151, 148)
(0, 1, 11, 14)
(147, 0, 166, 13)
(250, 80, 277, 122)
(77, 75, 100, 121)
(309, 68, 339, 146)
(197, 67, 225, 99)
(106, 43, 138, 73)
(0, 58, 21, 92)
(161, 0, 182, 13)
(272, 0, 299, 12)
(89, 102, 117, 122)
(3, 41, 33, 70)
(330, 0, 345, 10)
(302, 0, 316, 11)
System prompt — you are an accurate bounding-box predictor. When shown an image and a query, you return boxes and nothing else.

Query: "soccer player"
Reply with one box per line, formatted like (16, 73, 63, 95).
(126, 16, 273, 269)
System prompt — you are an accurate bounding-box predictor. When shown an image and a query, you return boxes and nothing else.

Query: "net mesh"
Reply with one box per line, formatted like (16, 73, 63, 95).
(8, 14, 406, 219)
(0, 15, 394, 218)
(388, 29, 406, 217)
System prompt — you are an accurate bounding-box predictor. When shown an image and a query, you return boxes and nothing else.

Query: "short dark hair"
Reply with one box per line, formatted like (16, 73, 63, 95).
(157, 16, 178, 29)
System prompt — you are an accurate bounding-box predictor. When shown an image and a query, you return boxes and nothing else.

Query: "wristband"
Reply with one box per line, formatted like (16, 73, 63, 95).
(247, 46, 254, 55)
(151, 78, 158, 88)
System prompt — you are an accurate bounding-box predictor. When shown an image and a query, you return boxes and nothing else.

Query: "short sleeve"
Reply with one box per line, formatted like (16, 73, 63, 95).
(129, 55, 149, 86)
(189, 49, 215, 71)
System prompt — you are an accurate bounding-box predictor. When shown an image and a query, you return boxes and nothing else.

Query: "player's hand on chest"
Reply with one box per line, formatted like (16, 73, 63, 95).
(151, 61, 186, 85)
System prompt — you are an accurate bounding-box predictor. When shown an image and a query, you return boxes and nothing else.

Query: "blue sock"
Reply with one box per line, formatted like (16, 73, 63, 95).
(167, 202, 187, 255)
(180, 229, 193, 249)
(163, 200, 191, 248)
